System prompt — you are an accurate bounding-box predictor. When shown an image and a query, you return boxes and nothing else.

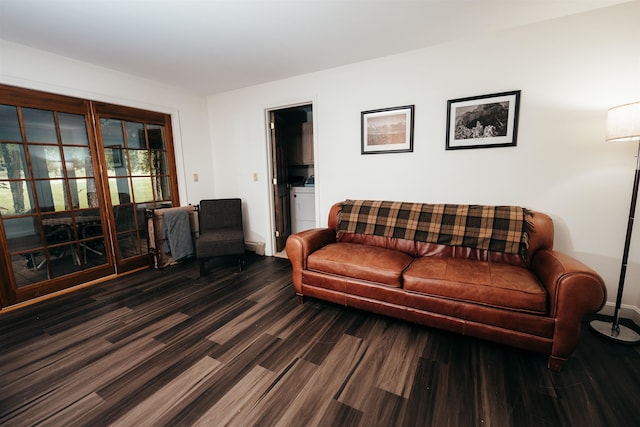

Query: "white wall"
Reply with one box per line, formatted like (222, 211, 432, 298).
(0, 40, 213, 206)
(207, 2, 640, 317)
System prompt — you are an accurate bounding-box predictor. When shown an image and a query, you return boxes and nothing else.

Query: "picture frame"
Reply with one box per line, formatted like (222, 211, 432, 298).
(361, 105, 414, 154)
(446, 90, 520, 150)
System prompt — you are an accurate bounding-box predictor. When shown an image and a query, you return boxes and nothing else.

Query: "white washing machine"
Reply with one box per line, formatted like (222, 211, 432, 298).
(290, 186, 315, 233)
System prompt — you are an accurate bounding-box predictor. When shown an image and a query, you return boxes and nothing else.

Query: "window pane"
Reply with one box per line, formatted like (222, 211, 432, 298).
(81, 236, 107, 267)
(13, 253, 49, 288)
(49, 244, 82, 277)
(114, 204, 135, 233)
(68, 177, 98, 209)
(135, 203, 148, 242)
(147, 125, 165, 149)
(63, 146, 93, 177)
(126, 122, 146, 149)
(5, 216, 42, 252)
(36, 179, 68, 212)
(42, 212, 74, 244)
(29, 145, 63, 179)
(131, 176, 153, 203)
(59, 113, 89, 146)
(100, 118, 124, 147)
(105, 146, 127, 176)
(118, 232, 140, 259)
(0, 105, 22, 141)
(23, 108, 58, 143)
(129, 149, 149, 175)
(0, 180, 34, 216)
(150, 150, 167, 176)
(1, 143, 29, 179)
(154, 176, 172, 201)
(84, 178, 99, 208)
(77, 208, 102, 229)
(109, 177, 132, 205)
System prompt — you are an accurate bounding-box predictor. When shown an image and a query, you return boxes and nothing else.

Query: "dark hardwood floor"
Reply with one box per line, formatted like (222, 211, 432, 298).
(1, 254, 639, 426)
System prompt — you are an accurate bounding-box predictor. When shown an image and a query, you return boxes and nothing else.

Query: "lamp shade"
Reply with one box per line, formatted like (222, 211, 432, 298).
(607, 101, 640, 142)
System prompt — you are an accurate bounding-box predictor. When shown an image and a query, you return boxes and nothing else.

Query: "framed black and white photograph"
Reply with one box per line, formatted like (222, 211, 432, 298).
(446, 90, 520, 150)
(361, 105, 414, 154)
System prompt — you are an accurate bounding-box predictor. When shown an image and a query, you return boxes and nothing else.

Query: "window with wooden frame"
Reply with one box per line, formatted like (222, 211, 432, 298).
(0, 85, 180, 307)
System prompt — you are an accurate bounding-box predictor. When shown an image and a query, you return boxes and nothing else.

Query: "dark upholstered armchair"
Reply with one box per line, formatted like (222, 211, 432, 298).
(196, 198, 245, 275)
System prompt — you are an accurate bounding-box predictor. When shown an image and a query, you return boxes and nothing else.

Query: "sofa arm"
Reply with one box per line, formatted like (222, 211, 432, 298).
(531, 249, 607, 368)
(531, 249, 607, 317)
(285, 228, 336, 296)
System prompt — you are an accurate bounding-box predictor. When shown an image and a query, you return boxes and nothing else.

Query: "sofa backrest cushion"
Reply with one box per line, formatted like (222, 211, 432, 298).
(329, 201, 554, 268)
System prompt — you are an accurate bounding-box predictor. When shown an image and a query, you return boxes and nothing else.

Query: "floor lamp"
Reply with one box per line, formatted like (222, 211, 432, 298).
(590, 101, 640, 343)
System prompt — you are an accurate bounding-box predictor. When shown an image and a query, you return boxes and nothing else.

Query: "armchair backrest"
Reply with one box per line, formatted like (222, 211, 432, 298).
(199, 198, 243, 233)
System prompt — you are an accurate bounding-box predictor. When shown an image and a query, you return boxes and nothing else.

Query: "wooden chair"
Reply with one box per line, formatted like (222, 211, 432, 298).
(196, 198, 245, 275)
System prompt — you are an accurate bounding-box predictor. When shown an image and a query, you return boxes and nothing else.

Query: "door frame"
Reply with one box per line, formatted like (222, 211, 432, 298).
(265, 101, 317, 257)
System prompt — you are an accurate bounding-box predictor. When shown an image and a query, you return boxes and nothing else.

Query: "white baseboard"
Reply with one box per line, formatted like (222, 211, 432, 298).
(597, 302, 640, 326)
(245, 240, 266, 256)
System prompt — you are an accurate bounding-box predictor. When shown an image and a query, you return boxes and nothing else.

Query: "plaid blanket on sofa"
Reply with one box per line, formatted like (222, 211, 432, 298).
(337, 200, 532, 258)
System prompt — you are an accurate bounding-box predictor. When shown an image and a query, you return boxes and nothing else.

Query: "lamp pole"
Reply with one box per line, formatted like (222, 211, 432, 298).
(590, 140, 640, 343)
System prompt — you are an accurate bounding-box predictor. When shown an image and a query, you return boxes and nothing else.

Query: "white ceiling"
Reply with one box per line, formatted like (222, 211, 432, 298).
(0, 0, 631, 95)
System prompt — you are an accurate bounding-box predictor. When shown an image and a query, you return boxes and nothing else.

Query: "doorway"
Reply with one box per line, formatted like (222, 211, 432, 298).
(267, 104, 315, 257)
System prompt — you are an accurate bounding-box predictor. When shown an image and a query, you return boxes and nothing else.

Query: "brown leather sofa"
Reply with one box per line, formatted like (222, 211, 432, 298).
(286, 200, 607, 371)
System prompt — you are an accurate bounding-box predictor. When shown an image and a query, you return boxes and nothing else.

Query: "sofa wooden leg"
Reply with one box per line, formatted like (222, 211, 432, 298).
(547, 355, 565, 372)
(296, 294, 304, 304)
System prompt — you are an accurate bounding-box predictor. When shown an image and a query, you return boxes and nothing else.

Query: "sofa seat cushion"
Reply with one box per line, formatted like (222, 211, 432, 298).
(403, 257, 547, 314)
(307, 242, 413, 288)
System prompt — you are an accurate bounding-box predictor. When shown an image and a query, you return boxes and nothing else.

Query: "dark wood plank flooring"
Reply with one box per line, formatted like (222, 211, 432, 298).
(1, 254, 639, 426)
